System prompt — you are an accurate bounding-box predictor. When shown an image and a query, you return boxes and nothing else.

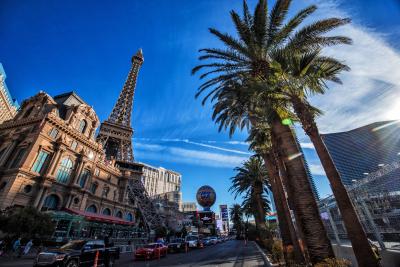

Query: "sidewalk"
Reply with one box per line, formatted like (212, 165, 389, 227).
(0, 256, 35, 267)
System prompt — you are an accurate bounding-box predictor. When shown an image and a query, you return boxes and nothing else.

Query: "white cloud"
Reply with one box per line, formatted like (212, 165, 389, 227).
(169, 147, 248, 168)
(300, 142, 315, 149)
(137, 138, 250, 155)
(135, 142, 248, 168)
(182, 140, 251, 155)
(306, 1, 400, 133)
(309, 164, 326, 176)
(225, 141, 248, 146)
(135, 143, 165, 152)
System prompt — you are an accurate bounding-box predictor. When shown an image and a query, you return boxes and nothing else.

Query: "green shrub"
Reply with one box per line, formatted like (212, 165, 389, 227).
(315, 258, 351, 267)
(270, 239, 284, 263)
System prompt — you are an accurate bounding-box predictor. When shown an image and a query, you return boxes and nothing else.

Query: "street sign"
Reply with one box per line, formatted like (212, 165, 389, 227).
(219, 204, 228, 221)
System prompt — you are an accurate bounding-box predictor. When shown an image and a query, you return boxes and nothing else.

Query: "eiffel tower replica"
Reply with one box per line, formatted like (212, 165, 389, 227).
(97, 49, 164, 232)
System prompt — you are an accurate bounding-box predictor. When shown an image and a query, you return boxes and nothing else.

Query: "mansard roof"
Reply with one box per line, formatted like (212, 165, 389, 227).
(53, 91, 87, 107)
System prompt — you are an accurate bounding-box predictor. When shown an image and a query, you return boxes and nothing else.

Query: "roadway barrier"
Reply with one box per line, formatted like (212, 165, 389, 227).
(332, 244, 400, 267)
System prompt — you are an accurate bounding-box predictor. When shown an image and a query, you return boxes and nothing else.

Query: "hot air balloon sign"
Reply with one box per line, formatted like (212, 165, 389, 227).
(196, 185, 216, 211)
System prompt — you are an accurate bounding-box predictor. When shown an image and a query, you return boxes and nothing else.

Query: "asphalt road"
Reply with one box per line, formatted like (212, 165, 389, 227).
(0, 240, 269, 267)
(119, 240, 269, 267)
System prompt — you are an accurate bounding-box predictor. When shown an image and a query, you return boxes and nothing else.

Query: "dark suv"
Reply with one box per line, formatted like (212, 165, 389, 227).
(34, 239, 120, 267)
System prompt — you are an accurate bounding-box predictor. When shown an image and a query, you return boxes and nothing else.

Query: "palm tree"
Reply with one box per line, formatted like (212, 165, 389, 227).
(248, 123, 306, 264)
(270, 49, 380, 266)
(230, 156, 271, 246)
(230, 204, 244, 239)
(192, 0, 354, 263)
(202, 74, 332, 262)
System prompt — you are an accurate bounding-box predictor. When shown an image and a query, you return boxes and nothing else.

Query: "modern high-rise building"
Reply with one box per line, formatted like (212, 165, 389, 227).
(295, 135, 320, 200)
(319, 121, 400, 249)
(321, 120, 400, 190)
(0, 63, 18, 124)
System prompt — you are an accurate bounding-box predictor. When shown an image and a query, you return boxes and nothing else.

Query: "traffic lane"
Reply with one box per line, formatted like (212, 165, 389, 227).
(119, 240, 269, 267)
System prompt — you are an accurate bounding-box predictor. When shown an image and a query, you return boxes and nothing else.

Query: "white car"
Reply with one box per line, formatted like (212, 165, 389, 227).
(185, 235, 199, 248)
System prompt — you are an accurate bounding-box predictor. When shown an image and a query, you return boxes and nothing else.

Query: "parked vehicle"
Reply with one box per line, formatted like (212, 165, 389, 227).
(167, 238, 186, 253)
(210, 237, 218, 245)
(203, 237, 213, 246)
(134, 243, 167, 260)
(34, 239, 119, 267)
(185, 235, 199, 248)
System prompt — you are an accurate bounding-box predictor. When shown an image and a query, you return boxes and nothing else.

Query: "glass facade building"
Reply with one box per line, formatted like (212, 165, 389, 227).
(319, 121, 400, 249)
(321, 120, 400, 189)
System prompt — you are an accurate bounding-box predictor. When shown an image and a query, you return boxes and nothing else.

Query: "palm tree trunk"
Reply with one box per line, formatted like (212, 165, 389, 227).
(253, 184, 271, 249)
(292, 97, 381, 267)
(273, 149, 312, 265)
(263, 153, 306, 264)
(271, 116, 334, 264)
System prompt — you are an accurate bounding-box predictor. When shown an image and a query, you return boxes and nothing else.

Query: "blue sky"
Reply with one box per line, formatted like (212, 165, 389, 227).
(1, 0, 400, 212)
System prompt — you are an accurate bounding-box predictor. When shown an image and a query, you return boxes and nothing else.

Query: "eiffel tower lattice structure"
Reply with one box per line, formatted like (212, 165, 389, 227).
(97, 49, 164, 232)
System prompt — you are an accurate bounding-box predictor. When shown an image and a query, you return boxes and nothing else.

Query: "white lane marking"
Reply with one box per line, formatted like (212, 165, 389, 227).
(253, 241, 273, 267)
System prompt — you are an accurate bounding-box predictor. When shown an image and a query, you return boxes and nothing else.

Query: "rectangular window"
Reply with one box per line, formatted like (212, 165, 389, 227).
(71, 141, 78, 150)
(90, 183, 98, 194)
(10, 148, 27, 168)
(49, 128, 59, 139)
(31, 150, 50, 173)
(79, 169, 90, 188)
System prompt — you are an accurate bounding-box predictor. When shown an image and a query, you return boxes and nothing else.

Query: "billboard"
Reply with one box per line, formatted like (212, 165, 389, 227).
(198, 211, 215, 225)
(220, 204, 228, 221)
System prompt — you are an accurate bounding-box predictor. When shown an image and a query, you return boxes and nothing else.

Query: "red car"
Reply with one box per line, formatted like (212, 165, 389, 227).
(135, 243, 167, 260)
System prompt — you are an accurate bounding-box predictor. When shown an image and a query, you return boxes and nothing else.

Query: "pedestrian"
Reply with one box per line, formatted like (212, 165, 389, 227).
(12, 237, 21, 258)
(0, 240, 4, 256)
(23, 239, 33, 255)
(104, 234, 110, 247)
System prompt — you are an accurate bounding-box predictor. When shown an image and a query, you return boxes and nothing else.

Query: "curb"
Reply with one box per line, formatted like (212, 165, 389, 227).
(253, 241, 275, 267)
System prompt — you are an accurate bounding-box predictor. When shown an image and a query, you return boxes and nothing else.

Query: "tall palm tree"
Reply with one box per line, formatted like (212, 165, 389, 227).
(203, 75, 332, 262)
(230, 156, 271, 246)
(271, 49, 380, 266)
(248, 123, 306, 264)
(230, 203, 244, 239)
(192, 0, 354, 263)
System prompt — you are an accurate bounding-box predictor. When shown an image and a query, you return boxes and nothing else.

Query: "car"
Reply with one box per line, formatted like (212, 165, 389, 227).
(203, 237, 213, 246)
(185, 235, 199, 248)
(135, 243, 167, 260)
(34, 239, 120, 267)
(167, 238, 186, 253)
(209, 237, 218, 245)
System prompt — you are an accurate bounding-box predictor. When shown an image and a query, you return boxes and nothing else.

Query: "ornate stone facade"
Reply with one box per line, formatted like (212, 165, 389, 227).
(0, 91, 138, 223)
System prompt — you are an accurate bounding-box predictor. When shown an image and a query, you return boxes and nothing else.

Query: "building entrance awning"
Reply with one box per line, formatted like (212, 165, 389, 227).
(64, 208, 134, 226)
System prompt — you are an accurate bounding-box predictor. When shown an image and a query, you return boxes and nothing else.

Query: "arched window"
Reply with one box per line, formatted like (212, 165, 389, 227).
(55, 158, 74, 183)
(115, 211, 123, 218)
(126, 213, 133, 222)
(42, 194, 59, 211)
(79, 169, 90, 188)
(102, 208, 111, 216)
(86, 205, 97, 213)
(78, 120, 87, 133)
